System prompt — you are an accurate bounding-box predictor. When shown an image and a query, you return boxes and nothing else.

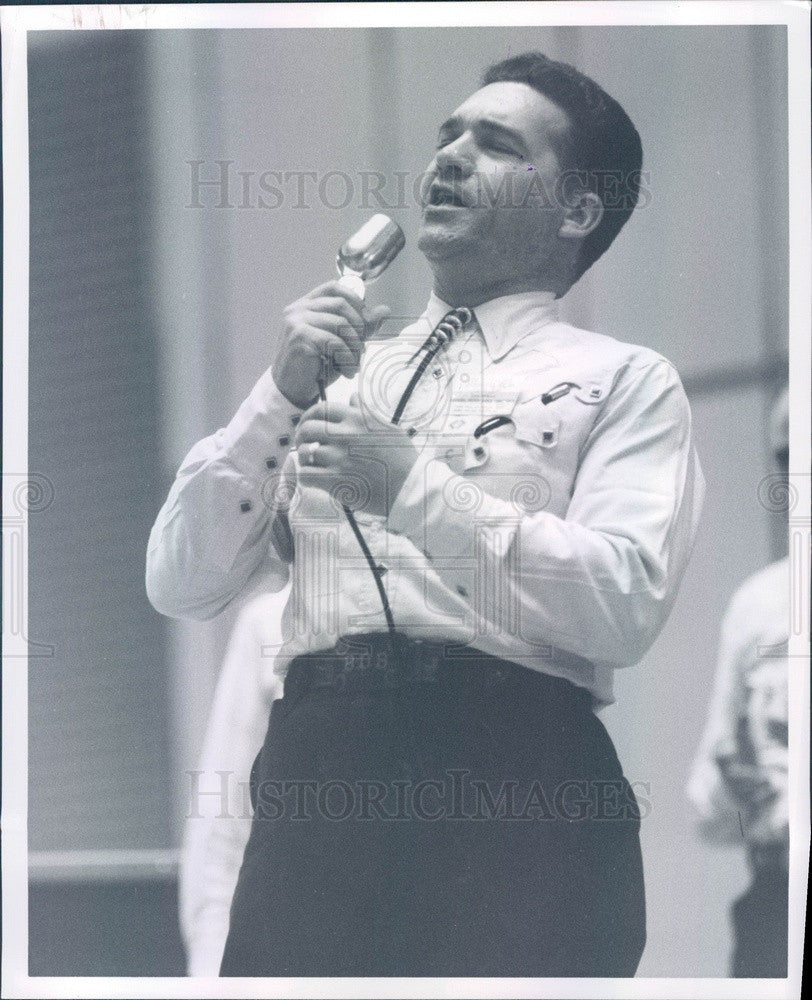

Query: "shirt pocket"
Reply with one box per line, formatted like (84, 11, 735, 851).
(495, 370, 613, 516)
(507, 409, 571, 515)
(511, 411, 561, 449)
(452, 409, 564, 517)
(440, 389, 521, 474)
(572, 378, 610, 405)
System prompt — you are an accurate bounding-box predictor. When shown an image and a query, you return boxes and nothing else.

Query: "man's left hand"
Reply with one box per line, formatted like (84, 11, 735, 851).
(294, 398, 418, 516)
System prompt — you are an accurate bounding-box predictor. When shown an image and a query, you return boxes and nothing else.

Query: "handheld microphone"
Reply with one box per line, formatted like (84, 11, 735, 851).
(313, 216, 405, 645)
(317, 215, 404, 399)
(336, 214, 405, 299)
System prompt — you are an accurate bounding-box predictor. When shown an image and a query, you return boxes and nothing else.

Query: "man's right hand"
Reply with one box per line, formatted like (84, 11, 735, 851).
(271, 281, 391, 409)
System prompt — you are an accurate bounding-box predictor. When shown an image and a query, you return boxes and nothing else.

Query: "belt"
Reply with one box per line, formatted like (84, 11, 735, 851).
(284, 632, 591, 708)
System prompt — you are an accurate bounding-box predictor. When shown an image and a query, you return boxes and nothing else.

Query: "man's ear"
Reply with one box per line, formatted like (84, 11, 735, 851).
(559, 190, 604, 240)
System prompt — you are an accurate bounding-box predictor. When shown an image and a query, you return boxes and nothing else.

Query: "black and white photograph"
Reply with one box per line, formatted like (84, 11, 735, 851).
(2, 2, 809, 997)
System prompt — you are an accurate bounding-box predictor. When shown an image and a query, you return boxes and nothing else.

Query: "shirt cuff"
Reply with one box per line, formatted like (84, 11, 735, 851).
(218, 366, 305, 480)
(190, 368, 302, 574)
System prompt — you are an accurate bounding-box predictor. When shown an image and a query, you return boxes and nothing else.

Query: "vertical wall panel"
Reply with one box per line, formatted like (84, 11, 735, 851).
(28, 31, 173, 854)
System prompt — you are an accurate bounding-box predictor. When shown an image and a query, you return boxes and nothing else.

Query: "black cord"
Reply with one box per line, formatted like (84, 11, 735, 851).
(391, 308, 471, 427)
(314, 308, 470, 644)
(390, 341, 444, 427)
(316, 377, 397, 639)
(342, 504, 397, 636)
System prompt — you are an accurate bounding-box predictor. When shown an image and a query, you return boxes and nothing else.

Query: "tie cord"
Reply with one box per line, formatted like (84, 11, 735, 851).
(424, 306, 473, 352)
(392, 308, 473, 427)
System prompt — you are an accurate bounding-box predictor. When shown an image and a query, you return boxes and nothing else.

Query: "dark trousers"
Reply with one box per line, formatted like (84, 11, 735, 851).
(220, 638, 646, 977)
(731, 862, 788, 977)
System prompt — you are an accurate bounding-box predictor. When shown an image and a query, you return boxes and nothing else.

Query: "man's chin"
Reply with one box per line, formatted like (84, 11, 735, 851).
(417, 218, 472, 260)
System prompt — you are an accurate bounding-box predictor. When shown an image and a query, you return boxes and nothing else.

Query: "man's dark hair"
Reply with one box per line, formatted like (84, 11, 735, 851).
(483, 52, 643, 283)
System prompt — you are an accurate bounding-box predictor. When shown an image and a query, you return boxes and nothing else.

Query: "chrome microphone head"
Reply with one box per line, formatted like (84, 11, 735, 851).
(337, 214, 406, 283)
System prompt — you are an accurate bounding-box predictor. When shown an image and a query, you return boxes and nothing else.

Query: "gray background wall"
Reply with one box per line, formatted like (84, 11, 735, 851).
(28, 26, 788, 977)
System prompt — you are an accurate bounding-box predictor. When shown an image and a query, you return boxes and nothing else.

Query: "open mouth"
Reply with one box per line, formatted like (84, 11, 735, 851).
(428, 184, 469, 208)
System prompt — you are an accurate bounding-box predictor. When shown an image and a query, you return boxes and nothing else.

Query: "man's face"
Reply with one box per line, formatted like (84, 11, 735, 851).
(418, 81, 572, 284)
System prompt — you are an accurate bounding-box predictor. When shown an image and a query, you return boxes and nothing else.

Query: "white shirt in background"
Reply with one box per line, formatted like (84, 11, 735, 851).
(687, 557, 789, 848)
(179, 588, 288, 976)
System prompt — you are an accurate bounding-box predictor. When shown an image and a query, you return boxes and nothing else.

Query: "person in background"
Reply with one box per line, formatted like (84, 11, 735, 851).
(178, 586, 289, 976)
(687, 385, 790, 978)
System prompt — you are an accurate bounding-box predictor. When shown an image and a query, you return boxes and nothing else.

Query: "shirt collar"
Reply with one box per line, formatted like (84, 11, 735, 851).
(423, 290, 559, 360)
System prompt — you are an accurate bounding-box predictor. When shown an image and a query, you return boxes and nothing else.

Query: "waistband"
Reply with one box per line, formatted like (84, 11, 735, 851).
(284, 632, 592, 709)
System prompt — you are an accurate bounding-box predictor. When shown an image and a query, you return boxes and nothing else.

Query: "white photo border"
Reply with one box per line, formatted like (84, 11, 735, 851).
(2, 3, 809, 999)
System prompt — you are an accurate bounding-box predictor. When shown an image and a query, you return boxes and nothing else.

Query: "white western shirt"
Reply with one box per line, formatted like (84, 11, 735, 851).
(147, 291, 705, 707)
(686, 557, 789, 848)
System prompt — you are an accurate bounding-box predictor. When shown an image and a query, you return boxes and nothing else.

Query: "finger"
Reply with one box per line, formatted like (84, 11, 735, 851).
(298, 459, 354, 495)
(305, 296, 366, 342)
(345, 392, 385, 429)
(303, 279, 365, 315)
(296, 421, 344, 447)
(302, 311, 363, 365)
(298, 399, 352, 428)
(297, 406, 366, 449)
(337, 394, 393, 435)
(308, 291, 391, 343)
(297, 442, 343, 468)
(320, 301, 393, 349)
(302, 310, 365, 369)
(300, 328, 359, 380)
(296, 466, 334, 492)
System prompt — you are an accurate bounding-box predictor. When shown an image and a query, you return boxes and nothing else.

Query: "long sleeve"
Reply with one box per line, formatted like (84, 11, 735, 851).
(146, 367, 298, 620)
(178, 590, 287, 975)
(388, 358, 704, 669)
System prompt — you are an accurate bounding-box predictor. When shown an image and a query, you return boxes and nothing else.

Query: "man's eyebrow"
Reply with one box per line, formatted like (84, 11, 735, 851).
(437, 116, 462, 136)
(437, 115, 529, 151)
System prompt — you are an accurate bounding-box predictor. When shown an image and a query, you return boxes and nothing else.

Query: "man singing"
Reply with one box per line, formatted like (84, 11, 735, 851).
(147, 52, 704, 976)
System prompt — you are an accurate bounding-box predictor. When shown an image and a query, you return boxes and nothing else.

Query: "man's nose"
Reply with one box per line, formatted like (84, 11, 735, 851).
(435, 135, 475, 177)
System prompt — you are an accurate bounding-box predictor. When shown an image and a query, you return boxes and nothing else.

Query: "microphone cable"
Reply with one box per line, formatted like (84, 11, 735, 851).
(314, 307, 473, 641)
(315, 378, 397, 638)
